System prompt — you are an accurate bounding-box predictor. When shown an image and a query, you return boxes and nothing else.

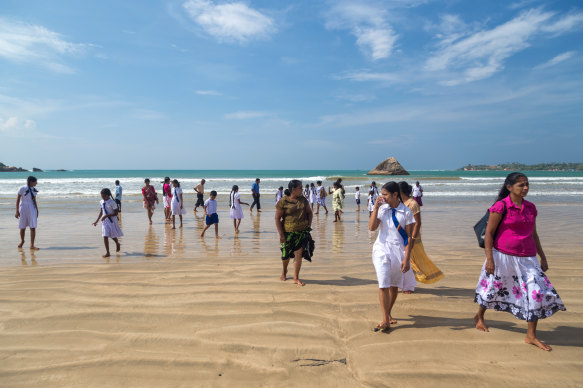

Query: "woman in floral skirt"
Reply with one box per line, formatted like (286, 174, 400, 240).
(474, 172, 566, 351)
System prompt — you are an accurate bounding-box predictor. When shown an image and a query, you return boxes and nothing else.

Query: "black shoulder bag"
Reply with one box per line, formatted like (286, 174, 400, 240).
(473, 201, 507, 248)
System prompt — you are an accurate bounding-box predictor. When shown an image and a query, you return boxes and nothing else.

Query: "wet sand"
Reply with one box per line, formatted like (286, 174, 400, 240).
(0, 196, 582, 387)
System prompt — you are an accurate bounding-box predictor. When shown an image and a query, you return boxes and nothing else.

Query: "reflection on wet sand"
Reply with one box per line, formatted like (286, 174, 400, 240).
(231, 237, 242, 257)
(143, 226, 160, 258)
(332, 222, 345, 254)
(201, 237, 219, 257)
(19, 250, 37, 266)
(250, 213, 261, 254)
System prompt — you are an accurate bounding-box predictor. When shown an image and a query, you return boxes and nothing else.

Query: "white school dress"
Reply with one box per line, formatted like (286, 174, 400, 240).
(230, 192, 244, 220)
(276, 190, 283, 204)
(100, 198, 124, 238)
(171, 187, 187, 215)
(17, 185, 38, 229)
(367, 193, 377, 212)
(309, 187, 316, 204)
(372, 203, 415, 289)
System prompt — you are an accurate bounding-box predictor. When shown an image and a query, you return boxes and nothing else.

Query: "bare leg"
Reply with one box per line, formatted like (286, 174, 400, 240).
(377, 288, 392, 331)
(172, 215, 176, 229)
(147, 208, 153, 225)
(30, 228, 39, 249)
(112, 238, 121, 252)
(525, 321, 552, 351)
(179, 215, 183, 228)
(387, 286, 398, 324)
(201, 224, 210, 237)
(103, 237, 110, 258)
(474, 306, 488, 332)
(293, 248, 305, 286)
(315, 203, 320, 214)
(233, 219, 237, 232)
(236, 219, 241, 233)
(324, 206, 328, 214)
(281, 258, 289, 281)
(18, 229, 25, 248)
(214, 223, 221, 239)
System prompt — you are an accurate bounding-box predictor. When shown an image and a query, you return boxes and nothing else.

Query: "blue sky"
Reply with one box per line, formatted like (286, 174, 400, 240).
(1, 0, 582, 170)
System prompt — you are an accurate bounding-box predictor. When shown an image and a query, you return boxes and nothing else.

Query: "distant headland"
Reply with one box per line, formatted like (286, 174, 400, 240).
(0, 162, 44, 173)
(458, 163, 583, 171)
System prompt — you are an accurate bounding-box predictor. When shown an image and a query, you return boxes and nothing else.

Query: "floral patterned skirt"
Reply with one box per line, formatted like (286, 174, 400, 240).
(474, 249, 566, 321)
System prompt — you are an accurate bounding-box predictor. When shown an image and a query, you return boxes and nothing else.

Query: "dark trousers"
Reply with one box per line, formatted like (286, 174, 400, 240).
(250, 193, 261, 210)
(195, 193, 204, 207)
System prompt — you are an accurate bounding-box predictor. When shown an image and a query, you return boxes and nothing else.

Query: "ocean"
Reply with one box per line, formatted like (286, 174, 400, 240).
(1, 170, 582, 203)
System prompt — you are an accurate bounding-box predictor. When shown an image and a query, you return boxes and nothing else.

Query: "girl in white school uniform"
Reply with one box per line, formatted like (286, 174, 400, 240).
(15, 176, 39, 250)
(171, 179, 186, 229)
(309, 183, 316, 210)
(93, 188, 123, 258)
(368, 181, 415, 332)
(230, 185, 249, 233)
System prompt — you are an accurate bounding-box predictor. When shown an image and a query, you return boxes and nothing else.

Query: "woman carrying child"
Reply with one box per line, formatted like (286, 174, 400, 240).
(93, 188, 123, 258)
(142, 178, 159, 225)
(369, 182, 415, 332)
(275, 180, 314, 286)
(474, 172, 565, 351)
(230, 185, 249, 234)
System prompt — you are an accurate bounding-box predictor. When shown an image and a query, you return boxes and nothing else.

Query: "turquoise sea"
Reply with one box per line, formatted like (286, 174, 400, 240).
(1, 169, 582, 202)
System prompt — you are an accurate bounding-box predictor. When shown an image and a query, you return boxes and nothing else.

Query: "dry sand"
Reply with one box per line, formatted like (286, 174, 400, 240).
(0, 197, 582, 387)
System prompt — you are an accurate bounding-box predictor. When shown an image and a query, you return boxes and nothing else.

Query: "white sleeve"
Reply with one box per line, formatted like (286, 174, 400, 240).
(18, 186, 25, 196)
(404, 208, 415, 226)
(377, 205, 386, 221)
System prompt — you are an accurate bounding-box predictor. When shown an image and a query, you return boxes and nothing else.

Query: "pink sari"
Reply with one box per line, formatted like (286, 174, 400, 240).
(142, 186, 157, 209)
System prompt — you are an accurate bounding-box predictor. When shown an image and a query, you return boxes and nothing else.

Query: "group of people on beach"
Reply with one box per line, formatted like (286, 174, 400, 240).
(14, 172, 566, 351)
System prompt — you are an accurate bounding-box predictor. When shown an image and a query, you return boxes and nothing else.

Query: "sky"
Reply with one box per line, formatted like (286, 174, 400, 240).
(0, 0, 582, 170)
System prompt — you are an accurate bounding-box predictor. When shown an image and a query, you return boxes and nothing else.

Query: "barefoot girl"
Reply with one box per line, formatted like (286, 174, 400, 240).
(15, 176, 39, 250)
(230, 185, 249, 234)
(332, 181, 344, 222)
(369, 181, 415, 332)
(399, 181, 444, 293)
(142, 178, 159, 225)
(275, 180, 314, 286)
(93, 188, 123, 258)
(474, 172, 566, 351)
(171, 179, 186, 229)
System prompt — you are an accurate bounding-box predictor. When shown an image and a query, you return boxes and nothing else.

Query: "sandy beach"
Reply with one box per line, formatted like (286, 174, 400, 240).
(1, 195, 582, 387)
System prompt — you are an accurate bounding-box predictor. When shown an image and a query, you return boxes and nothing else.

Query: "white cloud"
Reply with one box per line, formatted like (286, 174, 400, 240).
(0, 116, 38, 137)
(183, 0, 275, 43)
(325, 2, 398, 60)
(0, 18, 87, 73)
(426, 9, 583, 85)
(196, 89, 222, 96)
(534, 51, 576, 70)
(224, 110, 268, 119)
(333, 70, 401, 82)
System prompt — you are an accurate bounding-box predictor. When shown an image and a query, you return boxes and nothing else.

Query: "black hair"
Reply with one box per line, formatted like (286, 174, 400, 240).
(172, 179, 180, 187)
(144, 178, 150, 183)
(333, 182, 341, 189)
(398, 181, 412, 197)
(255, 178, 260, 182)
(230, 185, 239, 208)
(210, 190, 217, 197)
(27, 176, 37, 186)
(310, 182, 314, 187)
(416, 181, 420, 185)
(371, 181, 376, 185)
(381, 181, 403, 204)
(317, 180, 322, 184)
(201, 179, 206, 183)
(356, 186, 359, 190)
(101, 188, 112, 197)
(284, 189, 291, 196)
(496, 172, 528, 202)
(115, 180, 120, 185)
(278, 186, 284, 190)
(164, 177, 170, 182)
(288, 179, 302, 192)
(305, 184, 309, 188)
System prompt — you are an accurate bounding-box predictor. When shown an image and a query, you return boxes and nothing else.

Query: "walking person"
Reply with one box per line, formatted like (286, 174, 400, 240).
(315, 181, 328, 214)
(201, 191, 221, 238)
(369, 182, 415, 332)
(230, 185, 249, 234)
(309, 183, 316, 210)
(193, 179, 206, 213)
(474, 172, 565, 351)
(355, 187, 361, 211)
(171, 179, 186, 229)
(15, 176, 39, 250)
(367, 188, 377, 216)
(114, 180, 123, 213)
(275, 180, 315, 286)
(399, 181, 444, 293)
(142, 178, 159, 225)
(92, 188, 123, 258)
(412, 181, 423, 206)
(250, 178, 261, 213)
(275, 186, 284, 204)
(162, 177, 173, 221)
(332, 181, 344, 222)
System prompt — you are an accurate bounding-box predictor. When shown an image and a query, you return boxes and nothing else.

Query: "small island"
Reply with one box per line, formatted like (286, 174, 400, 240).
(459, 162, 583, 171)
(367, 157, 409, 175)
(0, 161, 28, 172)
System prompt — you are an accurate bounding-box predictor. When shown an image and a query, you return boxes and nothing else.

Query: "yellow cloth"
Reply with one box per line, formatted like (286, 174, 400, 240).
(410, 237, 445, 284)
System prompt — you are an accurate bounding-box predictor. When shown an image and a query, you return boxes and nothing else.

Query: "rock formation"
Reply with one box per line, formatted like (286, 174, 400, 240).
(367, 157, 409, 175)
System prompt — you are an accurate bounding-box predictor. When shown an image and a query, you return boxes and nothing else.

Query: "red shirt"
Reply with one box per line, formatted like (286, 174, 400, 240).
(490, 196, 537, 257)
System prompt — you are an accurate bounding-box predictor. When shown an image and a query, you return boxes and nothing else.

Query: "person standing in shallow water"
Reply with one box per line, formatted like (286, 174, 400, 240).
(275, 180, 315, 286)
(15, 176, 39, 250)
(250, 178, 261, 213)
(141, 178, 158, 225)
(474, 172, 566, 351)
(193, 179, 206, 213)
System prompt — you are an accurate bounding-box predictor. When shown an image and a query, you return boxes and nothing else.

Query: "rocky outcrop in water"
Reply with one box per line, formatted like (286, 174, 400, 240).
(367, 157, 409, 175)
